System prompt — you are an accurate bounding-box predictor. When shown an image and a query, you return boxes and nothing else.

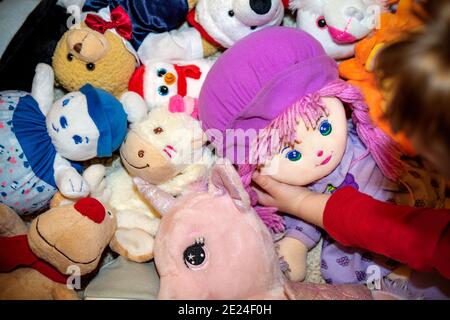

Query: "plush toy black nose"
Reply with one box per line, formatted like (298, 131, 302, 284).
(250, 0, 272, 15)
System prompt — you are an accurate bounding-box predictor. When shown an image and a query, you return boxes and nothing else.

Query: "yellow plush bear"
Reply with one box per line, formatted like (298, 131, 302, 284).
(52, 23, 136, 97)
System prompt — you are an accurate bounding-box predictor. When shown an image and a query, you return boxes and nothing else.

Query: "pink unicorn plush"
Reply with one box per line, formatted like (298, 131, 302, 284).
(133, 160, 392, 300)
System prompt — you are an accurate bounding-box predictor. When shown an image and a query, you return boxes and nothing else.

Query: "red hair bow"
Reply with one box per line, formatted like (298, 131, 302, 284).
(85, 6, 133, 40)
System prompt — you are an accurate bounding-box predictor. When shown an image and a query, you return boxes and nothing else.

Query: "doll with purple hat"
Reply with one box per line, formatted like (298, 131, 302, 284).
(198, 27, 449, 299)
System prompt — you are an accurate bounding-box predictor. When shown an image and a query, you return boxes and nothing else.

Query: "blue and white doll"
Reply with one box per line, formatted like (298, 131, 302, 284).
(0, 64, 145, 214)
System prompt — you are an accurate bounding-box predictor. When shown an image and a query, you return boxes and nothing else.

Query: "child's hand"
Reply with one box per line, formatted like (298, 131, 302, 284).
(252, 171, 313, 216)
(252, 171, 329, 228)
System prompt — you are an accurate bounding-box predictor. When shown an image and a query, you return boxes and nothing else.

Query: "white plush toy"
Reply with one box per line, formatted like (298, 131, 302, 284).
(0, 64, 145, 215)
(93, 95, 215, 262)
(128, 59, 213, 110)
(290, 0, 386, 60)
(138, 0, 288, 62)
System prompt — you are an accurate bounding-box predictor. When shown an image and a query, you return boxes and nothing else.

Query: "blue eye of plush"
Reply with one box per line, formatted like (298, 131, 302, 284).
(157, 68, 167, 77)
(286, 149, 302, 162)
(158, 85, 169, 96)
(319, 120, 332, 136)
(62, 99, 70, 107)
(60, 116, 68, 129)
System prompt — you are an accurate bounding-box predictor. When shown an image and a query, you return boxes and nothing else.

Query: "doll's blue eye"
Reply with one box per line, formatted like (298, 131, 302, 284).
(319, 120, 332, 136)
(157, 68, 167, 77)
(286, 149, 302, 162)
(60, 116, 68, 129)
(158, 85, 169, 96)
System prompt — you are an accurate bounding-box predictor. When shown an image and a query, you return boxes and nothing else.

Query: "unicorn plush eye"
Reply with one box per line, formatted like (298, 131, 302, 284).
(183, 237, 207, 269)
(319, 120, 332, 136)
(316, 16, 327, 29)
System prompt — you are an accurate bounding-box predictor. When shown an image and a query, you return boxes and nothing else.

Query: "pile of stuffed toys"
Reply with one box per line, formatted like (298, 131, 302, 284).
(0, 0, 447, 300)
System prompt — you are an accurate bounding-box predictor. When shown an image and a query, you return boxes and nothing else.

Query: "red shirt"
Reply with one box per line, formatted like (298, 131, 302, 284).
(323, 187, 450, 279)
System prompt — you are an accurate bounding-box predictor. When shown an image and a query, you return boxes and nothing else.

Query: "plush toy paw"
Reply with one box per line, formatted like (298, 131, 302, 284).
(34, 63, 54, 85)
(110, 228, 155, 263)
(277, 237, 308, 282)
(32, 63, 55, 113)
(0, 204, 28, 236)
(120, 91, 148, 121)
(56, 168, 90, 199)
(82, 164, 111, 203)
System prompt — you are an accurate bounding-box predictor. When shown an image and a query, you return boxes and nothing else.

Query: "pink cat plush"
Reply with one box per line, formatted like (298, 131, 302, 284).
(135, 160, 379, 300)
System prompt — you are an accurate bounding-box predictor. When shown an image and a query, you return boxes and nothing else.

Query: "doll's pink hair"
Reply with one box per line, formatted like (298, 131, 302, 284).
(240, 80, 405, 233)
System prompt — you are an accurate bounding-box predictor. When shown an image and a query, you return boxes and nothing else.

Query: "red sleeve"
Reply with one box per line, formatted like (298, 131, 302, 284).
(323, 187, 450, 279)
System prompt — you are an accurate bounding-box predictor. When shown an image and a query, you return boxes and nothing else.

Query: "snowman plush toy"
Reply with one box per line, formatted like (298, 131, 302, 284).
(128, 59, 213, 110)
(0, 64, 145, 215)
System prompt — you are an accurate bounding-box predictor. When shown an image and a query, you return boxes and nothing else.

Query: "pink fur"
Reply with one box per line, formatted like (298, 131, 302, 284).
(136, 162, 377, 300)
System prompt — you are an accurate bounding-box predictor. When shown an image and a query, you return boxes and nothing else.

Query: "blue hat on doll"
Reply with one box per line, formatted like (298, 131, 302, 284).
(79, 84, 127, 157)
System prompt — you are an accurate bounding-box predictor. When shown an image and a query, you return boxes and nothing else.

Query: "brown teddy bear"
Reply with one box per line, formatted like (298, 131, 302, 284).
(52, 21, 137, 97)
(0, 198, 116, 300)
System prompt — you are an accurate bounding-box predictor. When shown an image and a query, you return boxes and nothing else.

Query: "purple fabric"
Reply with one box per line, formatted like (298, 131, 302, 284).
(284, 122, 449, 299)
(198, 27, 337, 162)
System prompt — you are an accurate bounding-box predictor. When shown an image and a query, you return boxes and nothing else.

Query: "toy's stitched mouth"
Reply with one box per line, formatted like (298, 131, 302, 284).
(120, 150, 150, 170)
(35, 217, 99, 265)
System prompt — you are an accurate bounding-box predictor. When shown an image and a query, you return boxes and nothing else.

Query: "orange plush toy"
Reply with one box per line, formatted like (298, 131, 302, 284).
(339, 0, 425, 155)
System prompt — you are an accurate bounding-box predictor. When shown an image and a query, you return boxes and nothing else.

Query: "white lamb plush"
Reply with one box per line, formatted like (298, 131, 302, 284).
(107, 95, 215, 262)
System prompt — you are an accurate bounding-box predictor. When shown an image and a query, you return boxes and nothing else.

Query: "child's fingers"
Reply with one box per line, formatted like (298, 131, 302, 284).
(253, 187, 278, 208)
(252, 171, 283, 197)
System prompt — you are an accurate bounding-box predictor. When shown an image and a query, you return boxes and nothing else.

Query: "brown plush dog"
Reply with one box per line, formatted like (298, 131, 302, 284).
(0, 199, 116, 300)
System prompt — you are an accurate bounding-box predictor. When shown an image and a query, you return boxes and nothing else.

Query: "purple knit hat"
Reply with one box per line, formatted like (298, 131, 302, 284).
(198, 27, 338, 162)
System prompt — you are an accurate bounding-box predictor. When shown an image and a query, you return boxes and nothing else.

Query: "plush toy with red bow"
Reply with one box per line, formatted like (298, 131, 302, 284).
(52, 11, 138, 97)
(128, 59, 213, 110)
(0, 198, 116, 300)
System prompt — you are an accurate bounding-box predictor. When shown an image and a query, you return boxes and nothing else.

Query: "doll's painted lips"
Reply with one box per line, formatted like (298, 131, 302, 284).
(35, 217, 99, 265)
(319, 155, 332, 166)
(120, 150, 150, 170)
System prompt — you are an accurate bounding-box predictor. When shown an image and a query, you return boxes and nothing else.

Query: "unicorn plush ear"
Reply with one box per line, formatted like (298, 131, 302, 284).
(208, 159, 251, 212)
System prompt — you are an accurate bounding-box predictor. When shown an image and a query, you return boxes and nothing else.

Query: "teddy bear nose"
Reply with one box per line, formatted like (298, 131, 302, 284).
(250, 0, 272, 15)
(74, 198, 105, 224)
(74, 43, 83, 54)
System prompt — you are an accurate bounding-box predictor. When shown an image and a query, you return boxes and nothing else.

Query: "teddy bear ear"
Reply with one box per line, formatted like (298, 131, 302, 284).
(208, 159, 251, 212)
(120, 91, 148, 124)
